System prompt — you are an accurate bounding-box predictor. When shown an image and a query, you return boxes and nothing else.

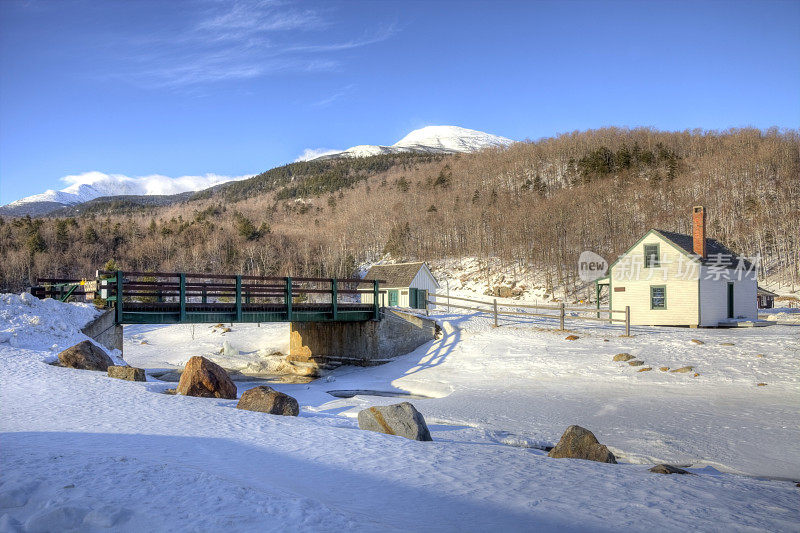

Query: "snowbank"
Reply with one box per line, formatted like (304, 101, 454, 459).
(2, 292, 799, 531)
(0, 293, 100, 354)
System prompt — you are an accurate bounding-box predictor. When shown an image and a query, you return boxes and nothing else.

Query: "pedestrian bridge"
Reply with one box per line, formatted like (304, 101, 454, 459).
(31, 271, 439, 367)
(33, 271, 382, 325)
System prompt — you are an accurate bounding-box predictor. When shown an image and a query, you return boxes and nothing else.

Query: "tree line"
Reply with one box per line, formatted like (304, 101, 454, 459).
(1, 127, 797, 298)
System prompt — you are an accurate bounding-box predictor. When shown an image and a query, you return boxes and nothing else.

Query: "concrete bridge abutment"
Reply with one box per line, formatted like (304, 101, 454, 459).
(81, 309, 124, 355)
(289, 309, 438, 366)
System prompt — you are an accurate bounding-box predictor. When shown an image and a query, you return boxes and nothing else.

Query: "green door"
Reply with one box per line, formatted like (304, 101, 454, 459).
(727, 283, 734, 319)
(409, 288, 419, 308)
(388, 289, 398, 307)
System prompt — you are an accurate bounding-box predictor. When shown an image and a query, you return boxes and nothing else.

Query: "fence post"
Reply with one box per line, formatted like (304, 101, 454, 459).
(559, 302, 565, 330)
(625, 305, 630, 336)
(115, 270, 123, 324)
(331, 278, 338, 321)
(373, 280, 380, 320)
(179, 273, 186, 322)
(235, 275, 242, 322)
(493, 299, 499, 327)
(285, 277, 293, 322)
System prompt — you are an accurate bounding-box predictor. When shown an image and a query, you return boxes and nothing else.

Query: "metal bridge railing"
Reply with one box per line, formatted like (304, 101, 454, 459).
(97, 270, 384, 324)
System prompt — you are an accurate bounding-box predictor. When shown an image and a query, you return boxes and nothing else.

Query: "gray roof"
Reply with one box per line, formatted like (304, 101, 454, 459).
(654, 229, 752, 269)
(362, 262, 427, 288)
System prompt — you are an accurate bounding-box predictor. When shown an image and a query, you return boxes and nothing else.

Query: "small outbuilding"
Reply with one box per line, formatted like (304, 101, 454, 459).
(599, 206, 758, 327)
(361, 262, 440, 309)
(756, 286, 777, 309)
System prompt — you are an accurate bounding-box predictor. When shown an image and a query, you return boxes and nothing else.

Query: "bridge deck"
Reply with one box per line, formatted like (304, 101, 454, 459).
(32, 271, 383, 324)
(121, 301, 377, 324)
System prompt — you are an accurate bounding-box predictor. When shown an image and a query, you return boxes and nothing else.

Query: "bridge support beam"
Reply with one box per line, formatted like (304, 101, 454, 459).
(289, 309, 437, 366)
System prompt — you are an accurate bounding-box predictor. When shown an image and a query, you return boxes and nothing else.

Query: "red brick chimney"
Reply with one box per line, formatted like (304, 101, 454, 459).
(692, 206, 707, 258)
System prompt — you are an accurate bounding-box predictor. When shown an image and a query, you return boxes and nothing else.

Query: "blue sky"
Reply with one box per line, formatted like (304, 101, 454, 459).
(1, 0, 798, 204)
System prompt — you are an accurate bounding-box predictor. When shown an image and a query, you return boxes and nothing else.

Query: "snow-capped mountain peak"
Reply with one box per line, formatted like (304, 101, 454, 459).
(4, 126, 515, 216)
(393, 125, 513, 152)
(298, 125, 514, 161)
(2, 171, 252, 216)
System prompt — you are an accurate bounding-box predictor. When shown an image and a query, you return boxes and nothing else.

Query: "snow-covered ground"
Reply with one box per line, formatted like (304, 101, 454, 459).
(762, 307, 800, 324)
(2, 294, 799, 531)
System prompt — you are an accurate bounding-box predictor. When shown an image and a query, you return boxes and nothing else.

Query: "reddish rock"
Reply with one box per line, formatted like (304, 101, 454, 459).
(237, 386, 299, 416)
(650, 464, 691, 475)
(176, 356, 237, 399)
(58, 341, 113, 371)
(548, 425, 617, 464)
(108, 365, 146, 381)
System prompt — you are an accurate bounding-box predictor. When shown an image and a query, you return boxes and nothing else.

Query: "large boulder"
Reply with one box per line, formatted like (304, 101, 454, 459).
(357, 402, 432, 441)
(108, 365, 146, 382)
(548, 425, 617, 463)
(176, 356, 237, 399)
(58, 340, 113, 371)
(236, 386, 299, 416)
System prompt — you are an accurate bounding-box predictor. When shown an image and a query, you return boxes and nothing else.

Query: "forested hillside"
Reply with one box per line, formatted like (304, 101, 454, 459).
(1, 127, 797, 296)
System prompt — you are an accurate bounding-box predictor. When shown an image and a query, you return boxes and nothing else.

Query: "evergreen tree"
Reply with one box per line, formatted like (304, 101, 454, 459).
(433, 164, 452, 188)
(234, 212, 259, 240)
(84, 225, 98, 244)
(396, 176, 410, 192)
(26, 230, 46, 255)
(55, 220, 70, 251)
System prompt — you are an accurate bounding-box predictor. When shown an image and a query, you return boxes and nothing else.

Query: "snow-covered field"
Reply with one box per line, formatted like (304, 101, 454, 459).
(1, 293, 799, 532)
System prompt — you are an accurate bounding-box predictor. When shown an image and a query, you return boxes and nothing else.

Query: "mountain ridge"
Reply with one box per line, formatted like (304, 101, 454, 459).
(305, 125, 514, 160)
(1, 125, 513, 217)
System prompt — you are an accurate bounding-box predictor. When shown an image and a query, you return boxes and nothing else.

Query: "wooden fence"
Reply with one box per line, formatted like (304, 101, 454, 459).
(427, 293, 630, 335)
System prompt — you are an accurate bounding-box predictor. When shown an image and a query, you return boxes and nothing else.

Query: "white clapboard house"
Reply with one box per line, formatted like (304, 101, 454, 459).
(596, 206, 758, 327)
(361, 262, 440, 309)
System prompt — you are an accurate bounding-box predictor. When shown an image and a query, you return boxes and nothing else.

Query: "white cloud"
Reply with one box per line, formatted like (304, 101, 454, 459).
(8, 171, 252, 206)
(294, 148, 341, 162)
(310, 83, 355, 108)
(108, 2, 397, 89)
(60, 171, 251, 196)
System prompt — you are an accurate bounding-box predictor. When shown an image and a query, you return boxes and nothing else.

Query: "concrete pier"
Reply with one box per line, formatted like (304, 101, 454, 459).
(289, 308, 437, 366)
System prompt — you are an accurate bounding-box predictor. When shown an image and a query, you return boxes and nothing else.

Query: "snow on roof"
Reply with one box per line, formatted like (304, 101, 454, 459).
(362, 262, 428, 288)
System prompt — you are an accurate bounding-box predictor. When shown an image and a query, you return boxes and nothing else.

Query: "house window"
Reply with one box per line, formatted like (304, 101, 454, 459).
(644, 244, 660, 268)
(650, 285, 666, 309)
